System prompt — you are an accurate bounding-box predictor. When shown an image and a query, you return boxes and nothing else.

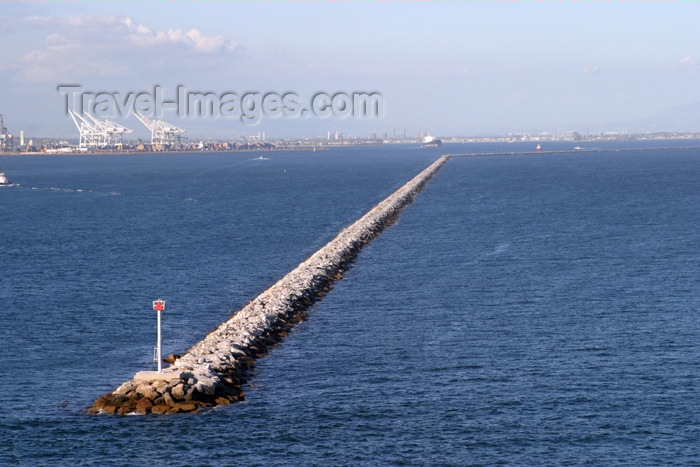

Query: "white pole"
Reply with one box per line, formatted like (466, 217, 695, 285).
(156, 309, 162, 373)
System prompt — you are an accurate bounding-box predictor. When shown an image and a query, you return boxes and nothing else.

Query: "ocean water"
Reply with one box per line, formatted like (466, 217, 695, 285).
(0, 142, 697, 466)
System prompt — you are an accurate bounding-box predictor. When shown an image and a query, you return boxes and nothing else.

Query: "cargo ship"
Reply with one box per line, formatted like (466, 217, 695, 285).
(422, 135, 442, 148)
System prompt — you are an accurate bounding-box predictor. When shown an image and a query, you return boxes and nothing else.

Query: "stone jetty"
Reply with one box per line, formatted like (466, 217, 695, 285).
(88, 155, 450, 415)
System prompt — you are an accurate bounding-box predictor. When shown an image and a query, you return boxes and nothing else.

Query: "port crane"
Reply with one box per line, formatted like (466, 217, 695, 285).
(68, 110, 133, 149)
(133, 111, 185, 149)
(0, 114, 12, 151)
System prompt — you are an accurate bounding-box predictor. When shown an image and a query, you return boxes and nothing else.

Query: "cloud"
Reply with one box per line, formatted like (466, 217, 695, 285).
(668, 56, 699, 75)
(679, 56, 697, 66)
(15, 15, 241, 82)
(121, 17, 238, 54)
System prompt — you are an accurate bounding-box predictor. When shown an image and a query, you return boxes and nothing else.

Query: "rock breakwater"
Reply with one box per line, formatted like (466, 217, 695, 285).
(88, 155, 450, 415)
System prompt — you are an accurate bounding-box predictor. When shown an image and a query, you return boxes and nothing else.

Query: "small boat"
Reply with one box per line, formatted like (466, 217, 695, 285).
(253, 155, 268, 160)
(574, 146, 583, 150)
(536, 144, 542, 151)
(0, 169, 11, 186)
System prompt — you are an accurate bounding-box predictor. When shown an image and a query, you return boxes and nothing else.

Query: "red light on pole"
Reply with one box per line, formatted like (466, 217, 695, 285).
(152, 298, 166, 372)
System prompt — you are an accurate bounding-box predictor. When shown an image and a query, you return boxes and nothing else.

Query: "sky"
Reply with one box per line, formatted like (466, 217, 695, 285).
(1, 0, 699, 139)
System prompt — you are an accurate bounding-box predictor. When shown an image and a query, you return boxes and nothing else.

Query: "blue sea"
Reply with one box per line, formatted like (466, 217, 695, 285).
(1, 141, 698, 466)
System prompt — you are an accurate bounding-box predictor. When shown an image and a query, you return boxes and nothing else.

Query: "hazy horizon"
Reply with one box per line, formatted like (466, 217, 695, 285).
(1, 1, 699, 139)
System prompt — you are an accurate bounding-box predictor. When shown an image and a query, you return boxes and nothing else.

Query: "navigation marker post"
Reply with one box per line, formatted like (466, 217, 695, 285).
(152, 298, 166, 373)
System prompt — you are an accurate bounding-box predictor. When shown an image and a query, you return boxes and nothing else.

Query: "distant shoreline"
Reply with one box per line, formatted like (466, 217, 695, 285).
(0, 146, 329, 157)
(449, 145, 700, 158)
(1, 141, 699, 158)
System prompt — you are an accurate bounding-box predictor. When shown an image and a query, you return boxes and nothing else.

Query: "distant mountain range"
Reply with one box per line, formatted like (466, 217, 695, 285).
(544, 101, 700, 135)
(619, 101, 700, 133)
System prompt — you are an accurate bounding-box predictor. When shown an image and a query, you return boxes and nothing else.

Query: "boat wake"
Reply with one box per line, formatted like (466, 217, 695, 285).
(28, 186, 121, 196)
(485, 242, 511, 256)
